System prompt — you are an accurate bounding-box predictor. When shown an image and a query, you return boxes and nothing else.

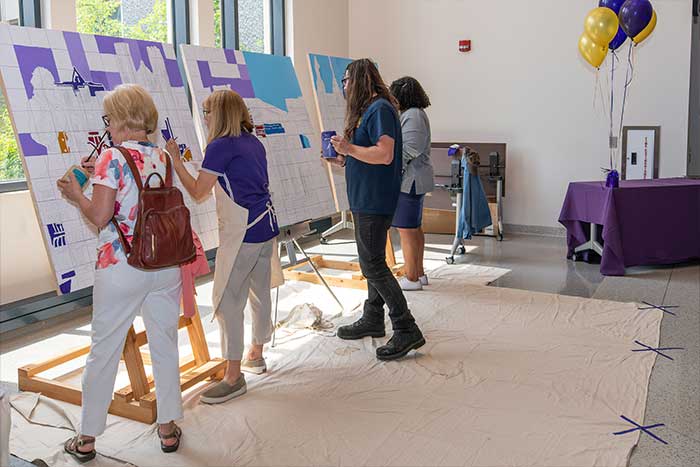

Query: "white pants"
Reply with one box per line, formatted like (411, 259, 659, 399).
(81, 262, 183, 436)
(0, 389, 9, 467)
(217, 240, 274, 361)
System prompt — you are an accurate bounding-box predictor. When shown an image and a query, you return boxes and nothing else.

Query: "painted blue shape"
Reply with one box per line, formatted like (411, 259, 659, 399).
(300, 134, 311, 149)
(71, 167, 89, 189)
(309, 54, 334, 94)
(263, 123, 285, 135)
(243, 52, 301, 112)
(59, 270, 75, 294)
(161, 117, 174, 141)
(47, 223, 66, 248)
(57, 67, 106, 96)
(18, 133, 48, 157)
(329, 56, 353, 92)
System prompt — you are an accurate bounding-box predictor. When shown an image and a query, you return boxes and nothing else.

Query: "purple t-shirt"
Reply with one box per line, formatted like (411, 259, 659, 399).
(201, 132, 279, 243)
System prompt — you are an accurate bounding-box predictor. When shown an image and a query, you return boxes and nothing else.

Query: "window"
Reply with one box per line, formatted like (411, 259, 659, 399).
(238, 0, 269, 53)
(213, 0, 222, 47)
(76, 0, 172, 43)
(1, 1, 25, 184)
(0, 94, 23, 183)
(0, 0, 20, 25)
(217, 0, 277, 54)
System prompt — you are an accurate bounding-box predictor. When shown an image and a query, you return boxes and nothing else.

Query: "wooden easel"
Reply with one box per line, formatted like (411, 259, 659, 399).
(283, 230, 404, 291)
(18, 305, 225, 424)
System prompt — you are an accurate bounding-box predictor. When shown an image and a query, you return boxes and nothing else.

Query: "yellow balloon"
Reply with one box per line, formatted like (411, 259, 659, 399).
(579, 33, 608, 68)
(584, 7, 620, 46)
(633, 9, 657, 44)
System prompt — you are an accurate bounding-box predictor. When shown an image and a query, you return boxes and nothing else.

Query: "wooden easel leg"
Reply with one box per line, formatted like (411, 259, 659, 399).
(185, 304, 211, 366)
(122, 326, 149, 400)
(386, 234, 397, 268)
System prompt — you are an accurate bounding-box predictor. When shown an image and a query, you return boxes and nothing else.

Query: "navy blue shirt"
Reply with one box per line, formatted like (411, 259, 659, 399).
(201, 133, 279, 243)
(345, 98, 403, 215)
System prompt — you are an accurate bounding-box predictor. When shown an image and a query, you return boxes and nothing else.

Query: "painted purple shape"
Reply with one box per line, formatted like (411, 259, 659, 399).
(90, 71, 122, 90)
(63, 33, 120, 92)
(239, 65, 250, 80)
(63, 32, 93, 83)
(196, 60, 255, 98)
(94, 36, 183, 88)
(18, 133, 48, 156)
(14, 45, 60, 100)
(224, 49, 238, 64)
(164, 60, 184, 88)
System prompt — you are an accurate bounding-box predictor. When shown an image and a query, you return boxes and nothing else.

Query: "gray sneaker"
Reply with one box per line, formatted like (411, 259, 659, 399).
(241, 357, 267, 375)
(200, 374, 246, 404)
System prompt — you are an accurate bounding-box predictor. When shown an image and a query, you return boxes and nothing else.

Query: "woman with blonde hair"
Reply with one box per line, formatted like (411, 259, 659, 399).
(168, 89, 279, 405)
(58, 84, 184, 459)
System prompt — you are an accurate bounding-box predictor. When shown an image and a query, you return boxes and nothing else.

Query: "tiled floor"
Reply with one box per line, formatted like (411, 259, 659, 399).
(3, 230, 699, 466)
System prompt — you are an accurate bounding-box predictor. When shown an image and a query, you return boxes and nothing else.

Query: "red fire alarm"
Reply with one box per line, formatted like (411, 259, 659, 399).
(459, 40, 472, 52)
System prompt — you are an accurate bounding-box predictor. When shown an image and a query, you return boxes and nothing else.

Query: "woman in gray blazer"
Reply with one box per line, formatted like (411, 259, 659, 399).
(390, 77, 434, 291)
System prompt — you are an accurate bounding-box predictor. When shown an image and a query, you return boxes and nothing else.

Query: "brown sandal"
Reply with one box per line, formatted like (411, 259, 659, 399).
(158, 424, 182, 453)
(64, 435, 96, 463)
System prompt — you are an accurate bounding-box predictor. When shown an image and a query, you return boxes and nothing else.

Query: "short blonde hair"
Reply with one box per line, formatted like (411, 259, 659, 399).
(203, 90, 253, 144)
(103, 84, 159, 134)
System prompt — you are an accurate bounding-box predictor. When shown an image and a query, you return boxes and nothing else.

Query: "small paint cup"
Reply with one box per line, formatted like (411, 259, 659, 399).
(322, 130, 338, 158)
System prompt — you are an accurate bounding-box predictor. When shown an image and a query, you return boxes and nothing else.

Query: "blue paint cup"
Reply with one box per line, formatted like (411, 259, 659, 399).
(322, 130, 338, 158)
(64, 165, 90, 190)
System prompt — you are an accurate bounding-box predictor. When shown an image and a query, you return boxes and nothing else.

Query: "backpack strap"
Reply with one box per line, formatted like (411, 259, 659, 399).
(163, 150, 173, 187)
(109, 146, 142, 255)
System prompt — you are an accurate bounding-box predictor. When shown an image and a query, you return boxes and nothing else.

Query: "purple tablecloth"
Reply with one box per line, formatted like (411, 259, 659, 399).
(559, 178, 700, 275)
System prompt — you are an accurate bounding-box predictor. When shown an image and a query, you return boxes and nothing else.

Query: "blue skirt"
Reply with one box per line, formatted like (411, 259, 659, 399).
(392, 183, 425, 229)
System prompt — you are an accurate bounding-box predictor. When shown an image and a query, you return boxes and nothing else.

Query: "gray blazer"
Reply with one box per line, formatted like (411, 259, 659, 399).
(400, 107, 434, 194)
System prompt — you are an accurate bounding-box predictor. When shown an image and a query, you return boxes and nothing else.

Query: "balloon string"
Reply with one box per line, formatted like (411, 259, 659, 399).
(609, 50, 617, 171)
(617, 42, 635, 156)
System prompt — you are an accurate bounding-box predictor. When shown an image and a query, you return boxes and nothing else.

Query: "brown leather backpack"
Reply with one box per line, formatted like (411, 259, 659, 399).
(111, 146, 196, 270)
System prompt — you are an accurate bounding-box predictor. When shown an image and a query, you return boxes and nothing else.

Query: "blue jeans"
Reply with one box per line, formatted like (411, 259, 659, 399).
(353, 212, 417, 332)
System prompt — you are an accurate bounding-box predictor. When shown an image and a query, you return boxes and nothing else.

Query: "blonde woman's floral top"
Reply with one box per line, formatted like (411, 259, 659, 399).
(92, 141, 168, 269)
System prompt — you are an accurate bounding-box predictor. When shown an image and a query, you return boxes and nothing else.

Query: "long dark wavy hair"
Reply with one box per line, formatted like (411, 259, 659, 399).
(343, 59, 398, 140)
(390, 76, 431, 112)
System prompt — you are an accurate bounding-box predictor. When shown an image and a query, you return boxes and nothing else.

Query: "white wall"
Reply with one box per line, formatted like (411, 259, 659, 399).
(42, 0, 77, 31)
(349, 0, 693, 228)
(688, 15, 699, 176)
(287, 0, 349, 134)
(0, 191, 55, 304)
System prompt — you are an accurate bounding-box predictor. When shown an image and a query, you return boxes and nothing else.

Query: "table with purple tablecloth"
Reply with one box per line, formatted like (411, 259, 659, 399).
(558, 178, 700, 276)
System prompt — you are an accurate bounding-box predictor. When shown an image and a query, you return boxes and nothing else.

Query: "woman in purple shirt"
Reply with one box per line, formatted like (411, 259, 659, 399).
(169, 89, 279, 405)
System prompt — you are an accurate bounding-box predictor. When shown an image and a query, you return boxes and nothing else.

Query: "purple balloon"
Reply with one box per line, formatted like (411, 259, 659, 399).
(609, 27, 628, 50)
(619, 0, 654, 38)
(599, 0, 626, 14)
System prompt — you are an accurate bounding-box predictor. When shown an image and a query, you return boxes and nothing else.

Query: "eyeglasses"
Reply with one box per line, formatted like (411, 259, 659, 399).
(101, 115, 110, 127)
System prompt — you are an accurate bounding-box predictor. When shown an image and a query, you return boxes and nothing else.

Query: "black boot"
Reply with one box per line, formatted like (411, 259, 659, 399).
(376, 327, 425, 361)
(337, 316, 385, 340)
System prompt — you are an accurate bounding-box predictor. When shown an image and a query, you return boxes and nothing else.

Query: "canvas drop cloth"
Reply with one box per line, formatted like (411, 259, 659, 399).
(8, 264, 663, 467)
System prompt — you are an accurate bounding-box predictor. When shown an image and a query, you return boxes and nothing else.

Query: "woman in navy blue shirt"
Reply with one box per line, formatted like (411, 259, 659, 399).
(170, 90, 279, 404)
(326, 59, 425, 361)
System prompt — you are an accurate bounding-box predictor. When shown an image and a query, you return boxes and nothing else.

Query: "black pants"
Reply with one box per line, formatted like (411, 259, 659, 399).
(353, 212, 417, 332)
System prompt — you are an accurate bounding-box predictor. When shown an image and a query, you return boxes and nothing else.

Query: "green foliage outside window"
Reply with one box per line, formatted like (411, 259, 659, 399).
(76, 0, 168, 43)
(0, 95, 23, 182)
